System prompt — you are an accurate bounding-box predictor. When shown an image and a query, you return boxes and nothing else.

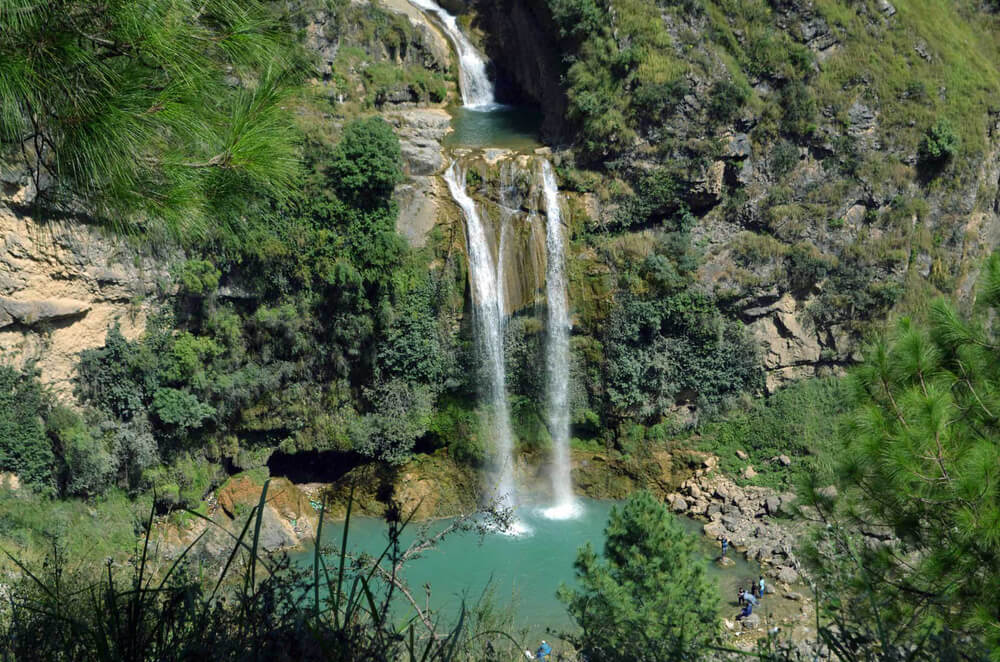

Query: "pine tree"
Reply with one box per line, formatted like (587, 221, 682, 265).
(821, 251, 1000, 658)
(0, 0, 308, 241)
(558, 491, 719, 662)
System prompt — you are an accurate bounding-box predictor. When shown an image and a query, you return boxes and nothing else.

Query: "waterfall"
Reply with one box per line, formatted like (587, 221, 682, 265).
(443, 162, 523, 528)
(540, 160, 579, 519)
(408, 0, 497, 109)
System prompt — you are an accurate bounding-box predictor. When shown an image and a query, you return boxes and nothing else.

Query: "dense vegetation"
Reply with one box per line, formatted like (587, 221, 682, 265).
(559, 491, 719, 660)
(3, 0, 1000, 658)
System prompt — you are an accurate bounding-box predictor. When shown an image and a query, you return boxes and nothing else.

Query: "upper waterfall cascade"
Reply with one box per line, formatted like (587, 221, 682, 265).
(442, 162, 523, 528)
(540, 160, 579, 520)
(408, 0, 497, 109)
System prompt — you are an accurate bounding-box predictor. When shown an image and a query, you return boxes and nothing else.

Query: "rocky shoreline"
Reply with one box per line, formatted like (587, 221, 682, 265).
(665, 455, 823, 651)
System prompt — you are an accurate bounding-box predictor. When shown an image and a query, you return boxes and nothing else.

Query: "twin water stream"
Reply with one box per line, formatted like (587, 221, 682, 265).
(302, 0, 764, 640)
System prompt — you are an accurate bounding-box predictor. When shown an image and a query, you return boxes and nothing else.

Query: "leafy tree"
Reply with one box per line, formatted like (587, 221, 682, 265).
(558, 491, 719, 661)
(327, 116, 403, 208)
(824, 251, 1000, 655)
(0, 365, 54, 488)
(0, 0, 304, 239)
(919, 118, 960, 163)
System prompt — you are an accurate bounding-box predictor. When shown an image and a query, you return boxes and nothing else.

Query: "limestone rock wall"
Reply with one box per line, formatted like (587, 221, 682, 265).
(0, 203, 170, 396)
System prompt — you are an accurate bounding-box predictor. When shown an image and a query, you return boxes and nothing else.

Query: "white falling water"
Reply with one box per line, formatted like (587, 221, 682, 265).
(443, 162, 525, 531)
(540, 160, 580, 520)
(408, 0, 497, 109)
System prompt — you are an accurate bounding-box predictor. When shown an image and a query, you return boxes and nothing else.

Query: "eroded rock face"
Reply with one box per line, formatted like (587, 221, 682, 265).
(0, 204, 170, 395)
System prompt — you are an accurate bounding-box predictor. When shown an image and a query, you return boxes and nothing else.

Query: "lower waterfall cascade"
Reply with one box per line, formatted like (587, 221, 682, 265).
(540, 160, 579, 520)
(442, 162, 525, 531)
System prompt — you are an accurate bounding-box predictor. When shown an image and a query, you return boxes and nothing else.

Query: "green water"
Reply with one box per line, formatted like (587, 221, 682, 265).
(445, 105, 543, 150)
(296, 498, 758, 638)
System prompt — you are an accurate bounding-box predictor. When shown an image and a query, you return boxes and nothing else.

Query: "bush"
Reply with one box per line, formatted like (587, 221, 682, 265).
(919, 118, 960, 163)
(0, 365, 54, 489)
(707, 80, 749, 124)
(327, 116, 403, 207)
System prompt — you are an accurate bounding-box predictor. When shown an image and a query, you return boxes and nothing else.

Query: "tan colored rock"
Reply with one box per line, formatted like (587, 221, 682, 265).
(0, 207, 168, 396)
(749, 293, 823, 392)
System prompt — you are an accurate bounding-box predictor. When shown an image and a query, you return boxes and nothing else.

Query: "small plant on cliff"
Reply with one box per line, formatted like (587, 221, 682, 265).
(558, 491, 719, 661)
(919, 118, 961, 164)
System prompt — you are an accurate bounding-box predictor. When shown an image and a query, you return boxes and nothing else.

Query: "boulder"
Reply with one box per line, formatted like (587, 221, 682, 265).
(742, 465, 758, 479)
(778, 566, 800, 584)
(740, 613, 761, 631)
(765, 496, 781, 515)
(668, 494, 688, 513)
(735, 449, 749, 461)
(784, 592, 804, 601)
(778, 454, 792, 466)
(688, 499, 708, 516)
(703, 521, 725, 539)
(687, 483, 703, 499)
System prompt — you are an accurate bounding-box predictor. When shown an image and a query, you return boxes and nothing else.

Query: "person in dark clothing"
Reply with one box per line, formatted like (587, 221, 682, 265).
(721, 536, 729, 557)
(736, 602, 753, 620)
(738, 588, 746, 606)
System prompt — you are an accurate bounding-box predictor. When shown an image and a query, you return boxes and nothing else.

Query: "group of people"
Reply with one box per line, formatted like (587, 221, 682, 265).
(736, 576, 767, 620)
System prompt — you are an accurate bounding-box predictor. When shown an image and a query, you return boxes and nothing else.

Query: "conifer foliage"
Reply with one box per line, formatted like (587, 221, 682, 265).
(833, 251, 1000, 656)
(0, 0, 304, 239)
(559, 491, 719, 661)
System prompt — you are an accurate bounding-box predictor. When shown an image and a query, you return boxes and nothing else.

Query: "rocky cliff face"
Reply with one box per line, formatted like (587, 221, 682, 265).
(0, 176, 169, 395)
(472, 0, 568, 141)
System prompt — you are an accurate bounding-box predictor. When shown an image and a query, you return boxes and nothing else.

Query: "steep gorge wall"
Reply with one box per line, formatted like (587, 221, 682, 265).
(0, 175, 169, 396)
(470, 0, 568, 141)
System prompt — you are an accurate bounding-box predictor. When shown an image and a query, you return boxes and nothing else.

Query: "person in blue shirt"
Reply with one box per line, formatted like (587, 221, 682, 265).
(535, 640, 552, 660)
(759, 575, 766, 597)
(721, 536, 729, 557)
(744, 590, 759, 608)
(736, 601, 753, 620)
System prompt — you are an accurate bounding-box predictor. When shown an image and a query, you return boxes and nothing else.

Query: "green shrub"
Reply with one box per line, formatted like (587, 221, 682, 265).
(0, 365, 54, 489)
(328, 117, 403, 207)
(707, 79, 749, 124)
(919, 118, 961, 163)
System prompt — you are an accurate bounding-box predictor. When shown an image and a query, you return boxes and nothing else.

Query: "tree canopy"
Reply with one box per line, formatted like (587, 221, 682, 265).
(0, 0, 306, 239)
(559, 491, 719, 661)
(819, 251, 1000, 657)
